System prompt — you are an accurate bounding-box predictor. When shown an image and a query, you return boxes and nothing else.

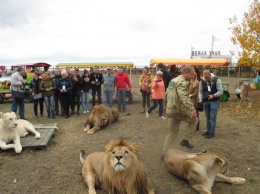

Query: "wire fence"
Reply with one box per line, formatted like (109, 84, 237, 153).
(0, 66, 258, 79)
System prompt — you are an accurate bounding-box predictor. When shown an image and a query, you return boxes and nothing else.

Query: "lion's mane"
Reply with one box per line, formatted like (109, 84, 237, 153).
(102, 139, 151, 194)
(85, 104, 119, 128)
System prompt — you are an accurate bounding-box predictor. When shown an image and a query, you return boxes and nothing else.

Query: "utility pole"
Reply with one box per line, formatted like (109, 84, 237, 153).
(209, 35, 215, 58)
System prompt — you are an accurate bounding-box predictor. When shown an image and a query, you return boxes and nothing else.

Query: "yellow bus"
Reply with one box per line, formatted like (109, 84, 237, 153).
(150, 58, 230, 66)
(150, 58, 231, 101)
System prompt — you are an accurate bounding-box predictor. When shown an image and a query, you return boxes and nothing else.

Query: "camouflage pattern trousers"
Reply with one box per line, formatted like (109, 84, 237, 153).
(163, 110, 199, 152)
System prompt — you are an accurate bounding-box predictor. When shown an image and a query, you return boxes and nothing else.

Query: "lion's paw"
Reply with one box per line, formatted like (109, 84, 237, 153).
(35, 133, 41, 139)
(88, 189, 97, 194)
(87, 130, 94, 135)
(232, 177, 246, 184)
(15, 145, 22, 154)
(22, 132, 29, 137)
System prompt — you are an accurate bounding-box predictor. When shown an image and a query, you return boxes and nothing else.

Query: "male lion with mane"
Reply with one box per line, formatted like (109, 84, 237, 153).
(83, 104, 119, 134)
(79, 139, 154, 194)
(164, 149, 246, 194)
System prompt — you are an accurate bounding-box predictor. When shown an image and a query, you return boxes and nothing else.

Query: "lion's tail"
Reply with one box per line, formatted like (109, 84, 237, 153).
(79, 150, 85, 165)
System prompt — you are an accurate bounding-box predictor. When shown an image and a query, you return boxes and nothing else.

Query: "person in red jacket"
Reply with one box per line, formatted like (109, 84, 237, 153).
(115, 67, 132, 112)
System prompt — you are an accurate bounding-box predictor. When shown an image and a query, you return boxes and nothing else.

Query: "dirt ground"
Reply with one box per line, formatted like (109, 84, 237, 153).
(0, 75, 260, 194)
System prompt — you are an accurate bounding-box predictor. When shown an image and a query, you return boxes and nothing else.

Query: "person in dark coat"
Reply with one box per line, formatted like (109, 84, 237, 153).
(71, 68, 83, 115)
(29, 73, 44, 117)
(158, 63, 171, 91)
(57, 70, 73, 119)
(89, 66, 103, 107)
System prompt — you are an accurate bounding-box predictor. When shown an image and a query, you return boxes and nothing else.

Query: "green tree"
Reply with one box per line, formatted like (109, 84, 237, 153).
(229, 0, 260, 68)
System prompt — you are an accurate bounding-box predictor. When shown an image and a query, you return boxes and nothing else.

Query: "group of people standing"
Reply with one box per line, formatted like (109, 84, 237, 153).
(164, 66, 223, 150)
(138, 64, 223, 150)
(139, 63, 174, 119)
(10, 66, 131, 120)
(10, 64, 222, 151)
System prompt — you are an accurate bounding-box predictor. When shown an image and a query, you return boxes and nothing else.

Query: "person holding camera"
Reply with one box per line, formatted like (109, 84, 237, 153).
(146, 71, 166, 119)
(10, 67, 26, 119)
(163, 66, 198, 150)
(198, 70, 223, 139)
(90, 66, 103, 108)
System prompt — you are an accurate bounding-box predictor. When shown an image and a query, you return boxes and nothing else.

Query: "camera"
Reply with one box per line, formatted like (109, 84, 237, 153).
(196, 102, 204, 112)
(202, 96, 209, 103)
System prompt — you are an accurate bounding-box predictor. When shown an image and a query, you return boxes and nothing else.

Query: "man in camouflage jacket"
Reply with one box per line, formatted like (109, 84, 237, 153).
(163, 66, 198, 150)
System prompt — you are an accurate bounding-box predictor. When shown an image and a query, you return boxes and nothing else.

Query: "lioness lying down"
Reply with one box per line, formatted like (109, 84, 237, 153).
(0, 112, 40, 153)
(0, 112, 58, 153)
(83, 104, 119, 134)
(80, 139, 154, 194)
(164, 149, 246, 194)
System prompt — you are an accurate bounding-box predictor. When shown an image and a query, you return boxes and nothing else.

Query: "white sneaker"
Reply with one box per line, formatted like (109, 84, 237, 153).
(87, 110, 90, 113)
(146, 111, 149, 118)
(159, 116, 166, 119)
(83, 111, 87, 114)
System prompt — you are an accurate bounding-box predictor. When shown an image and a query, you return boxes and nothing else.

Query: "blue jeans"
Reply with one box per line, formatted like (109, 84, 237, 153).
(204, 100, 219, 135)
(148, 99, 164, 117)
(44, 95, 55, 118)
(103, 90, 114, 108)
(117, 88, 126, 111)
(81, 92, 89, 112)
(11, 91, 25, 118)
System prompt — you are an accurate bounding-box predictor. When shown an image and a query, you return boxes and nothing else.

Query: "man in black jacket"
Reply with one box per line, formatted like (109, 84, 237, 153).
(90, 66, 103, 107)
(71, 68, 83, 115)
(158, 63, 171, 91)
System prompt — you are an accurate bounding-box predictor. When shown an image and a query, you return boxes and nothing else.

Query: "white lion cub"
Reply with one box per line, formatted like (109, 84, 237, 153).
(0, 112, 41, 153)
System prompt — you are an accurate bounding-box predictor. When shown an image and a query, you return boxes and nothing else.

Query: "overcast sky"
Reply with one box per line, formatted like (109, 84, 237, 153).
(0, 0, 252, 67)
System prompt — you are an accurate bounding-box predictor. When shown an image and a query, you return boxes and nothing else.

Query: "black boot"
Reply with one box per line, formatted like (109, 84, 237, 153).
(180, 139, 194, 148)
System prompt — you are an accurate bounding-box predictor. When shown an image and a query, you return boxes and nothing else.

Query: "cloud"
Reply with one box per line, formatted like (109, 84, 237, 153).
(0, 0, 253, 67)
(0, 0, 43, 28)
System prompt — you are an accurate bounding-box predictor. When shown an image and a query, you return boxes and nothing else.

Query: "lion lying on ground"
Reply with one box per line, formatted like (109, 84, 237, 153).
(83, 104, 119, 134)
(79, 139, 154, 194)
(164, 149, 246, 194)
(0, 112, 59, 153)
(235, 81, 260, 108)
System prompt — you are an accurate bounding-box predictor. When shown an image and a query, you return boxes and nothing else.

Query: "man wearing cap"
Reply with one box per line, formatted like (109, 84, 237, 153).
(90, 66, 103, 107)
(163, 66, 198, 150)
(102, 68, 116, 107)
